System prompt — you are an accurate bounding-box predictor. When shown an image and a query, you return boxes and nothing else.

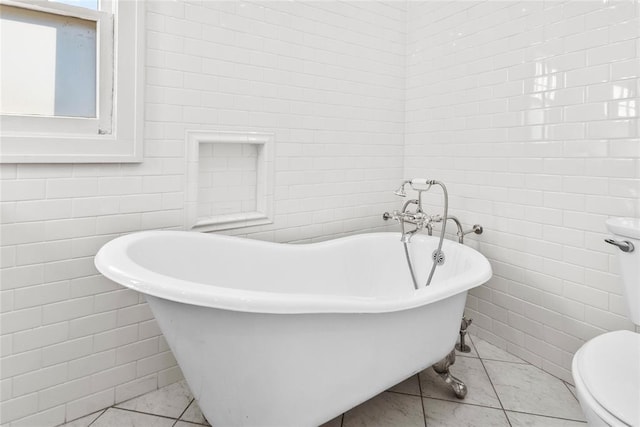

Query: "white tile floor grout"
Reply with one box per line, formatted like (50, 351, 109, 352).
(61, 335, 586, 427)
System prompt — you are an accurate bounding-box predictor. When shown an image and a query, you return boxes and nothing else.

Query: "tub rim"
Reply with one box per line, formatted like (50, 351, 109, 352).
(94, 230, 492, 314)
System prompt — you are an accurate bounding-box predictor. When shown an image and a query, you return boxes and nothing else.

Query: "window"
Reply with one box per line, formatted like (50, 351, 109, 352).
(0, 0, 144, 163)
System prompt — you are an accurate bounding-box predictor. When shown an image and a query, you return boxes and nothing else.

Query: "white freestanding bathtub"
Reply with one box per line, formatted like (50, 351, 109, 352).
(95, 231, 491, 427)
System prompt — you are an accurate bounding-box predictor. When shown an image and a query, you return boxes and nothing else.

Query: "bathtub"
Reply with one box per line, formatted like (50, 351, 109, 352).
(95, 231, 491, 427)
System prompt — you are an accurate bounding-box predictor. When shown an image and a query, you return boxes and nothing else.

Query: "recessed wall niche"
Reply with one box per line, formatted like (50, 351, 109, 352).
(185, 131, 274, 232)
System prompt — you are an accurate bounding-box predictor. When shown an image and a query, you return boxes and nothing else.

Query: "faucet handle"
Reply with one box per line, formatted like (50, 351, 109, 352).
(605, 238, 635, 253)
(429, 214, 443, 223)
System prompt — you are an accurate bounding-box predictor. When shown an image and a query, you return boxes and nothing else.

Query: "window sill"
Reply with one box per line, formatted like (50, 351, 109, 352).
(0, 130, 142, 163)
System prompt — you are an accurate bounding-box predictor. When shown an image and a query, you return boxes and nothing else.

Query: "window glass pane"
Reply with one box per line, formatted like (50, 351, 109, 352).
(49, 0, 98, 11)
(0, 5, 97, 118)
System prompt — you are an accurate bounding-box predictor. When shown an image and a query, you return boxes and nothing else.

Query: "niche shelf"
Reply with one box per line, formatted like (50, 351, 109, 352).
(185, 131, 274, 232)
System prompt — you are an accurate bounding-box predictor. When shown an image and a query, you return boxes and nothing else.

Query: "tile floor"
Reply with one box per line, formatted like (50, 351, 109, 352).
(61, 335, 586, 427)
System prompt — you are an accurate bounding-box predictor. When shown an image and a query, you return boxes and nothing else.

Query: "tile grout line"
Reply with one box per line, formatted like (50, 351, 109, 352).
(386, 389, 422, 398)
(106, 406, 181, 422)
(504, 408, 587, 424)
(457, 354, 528, 365)
(562, 380, 580, 402)
(172, 398, 196, 427)
(468, 335, 513, 427)
(416, 373, 428, 427)
(418, 395, 504, 411)
(85, 409, 106, 427)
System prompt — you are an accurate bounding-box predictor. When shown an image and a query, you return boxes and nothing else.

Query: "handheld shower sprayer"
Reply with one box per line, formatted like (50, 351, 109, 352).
(388, 178, 449, 290)
(395, 179, 440, 196)
(394, 179, 437, 197)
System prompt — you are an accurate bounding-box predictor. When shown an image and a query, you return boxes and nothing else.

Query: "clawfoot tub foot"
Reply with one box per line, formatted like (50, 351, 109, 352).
(432, 349, 468, 399)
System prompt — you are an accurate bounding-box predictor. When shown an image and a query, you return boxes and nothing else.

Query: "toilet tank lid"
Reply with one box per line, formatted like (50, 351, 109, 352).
(606, 217, 640, 240)
(576, 330, 640, 426)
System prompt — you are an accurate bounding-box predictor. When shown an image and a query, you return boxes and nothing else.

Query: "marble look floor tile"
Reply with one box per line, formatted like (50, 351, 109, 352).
(342, 391, 424, 427)
(423, 398, 509, 427)
(387, 374, 421, 396)
(175, 422, 205, 427)
(507, 411, 587, 426)
(180, 400, 210, 426)
(472, 337, 526, 363)
(61, 410, 105, 427)
(483, 361, 585, 421)
(115, 380, 192, 419)
(319, 414, 343, 427)
(419, 356, 501, 408)
(91, 408, 174, 427)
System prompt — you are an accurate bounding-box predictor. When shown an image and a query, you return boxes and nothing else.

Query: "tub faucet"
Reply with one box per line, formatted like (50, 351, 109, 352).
(384, 178, 450, 290)
(391, 199, 426, 243)
(400, 228, 419, 243)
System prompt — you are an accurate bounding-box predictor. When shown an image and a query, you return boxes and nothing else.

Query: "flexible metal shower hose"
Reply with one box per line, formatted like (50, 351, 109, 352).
(403, 181, 448, 290)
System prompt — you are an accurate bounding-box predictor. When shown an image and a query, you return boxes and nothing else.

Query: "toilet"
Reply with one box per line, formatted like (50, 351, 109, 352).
(572, 217, 640, 427)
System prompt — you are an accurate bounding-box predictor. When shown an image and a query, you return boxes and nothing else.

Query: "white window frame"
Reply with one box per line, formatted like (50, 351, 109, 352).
(0, 0, 144, 163)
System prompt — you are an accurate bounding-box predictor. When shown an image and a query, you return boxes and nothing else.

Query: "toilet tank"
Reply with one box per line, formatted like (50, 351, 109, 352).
(605, 217, 640, 325)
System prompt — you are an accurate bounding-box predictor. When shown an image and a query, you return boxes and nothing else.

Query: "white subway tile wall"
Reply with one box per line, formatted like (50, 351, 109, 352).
(405, 0, 639, 383)
(197, 143, 258, 218)
(0, 2, 405, 425)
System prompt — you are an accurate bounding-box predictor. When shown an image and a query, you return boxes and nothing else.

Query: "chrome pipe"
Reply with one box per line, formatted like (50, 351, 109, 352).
(428, 216, 483, 244)
(455, 316, 473, 353)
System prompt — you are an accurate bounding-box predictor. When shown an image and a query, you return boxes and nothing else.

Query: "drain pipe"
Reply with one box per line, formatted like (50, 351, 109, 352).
(455, 317, 473, 353)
